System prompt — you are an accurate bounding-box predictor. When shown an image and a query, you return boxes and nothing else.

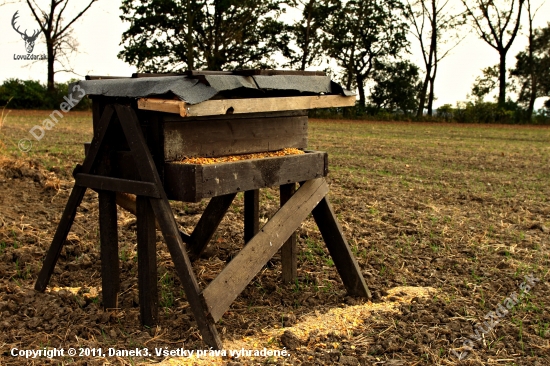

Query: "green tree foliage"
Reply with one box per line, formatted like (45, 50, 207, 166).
(0, 79, 48, 109)
(283, 0, 333, 70)
(322, 0, 409, 107)
(445, 101, 517, 123)
(369, 60, 422, 115)
(461, 0, 525, 108)
(0, 79, 91, 110)
(119, 0, 289, 72)
(470, 65, 499, 101)
(511, 19, 550, 120)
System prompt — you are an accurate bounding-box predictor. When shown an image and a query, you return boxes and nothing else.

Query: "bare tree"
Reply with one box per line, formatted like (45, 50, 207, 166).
(405, 0, 465, 117)
(461, 0, 525, 108)
(24, 0, 98, 92)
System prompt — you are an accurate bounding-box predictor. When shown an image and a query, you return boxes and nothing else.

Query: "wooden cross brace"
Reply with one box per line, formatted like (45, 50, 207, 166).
(34, 103, 370, 350)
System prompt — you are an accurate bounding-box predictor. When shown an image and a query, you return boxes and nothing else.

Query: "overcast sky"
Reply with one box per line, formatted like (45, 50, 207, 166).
(1, 0, 548, 109)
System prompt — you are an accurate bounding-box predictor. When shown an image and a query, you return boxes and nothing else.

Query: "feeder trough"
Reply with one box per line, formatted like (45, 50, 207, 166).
(35, 70, 371, 349)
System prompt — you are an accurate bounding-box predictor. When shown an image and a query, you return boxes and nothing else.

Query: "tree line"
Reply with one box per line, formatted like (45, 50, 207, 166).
(117, 0, 549, 122)
(1, 0, 549, 123)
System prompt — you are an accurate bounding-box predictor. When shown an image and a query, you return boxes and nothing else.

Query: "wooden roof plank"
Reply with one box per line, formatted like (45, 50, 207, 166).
(137, 95, 356, 117)
(137, 98, 181, 114)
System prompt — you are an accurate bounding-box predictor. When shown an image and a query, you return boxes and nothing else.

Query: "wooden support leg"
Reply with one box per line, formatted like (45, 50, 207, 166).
(137, 196, 158, 326)
(99, 190, 120, 309)
(202, 178, 329, 322)
(312, 197, 371, 298)
(244, 190, 259, 243)
(34, 186, 87, 291)
(115, 104, 222, 349)
(188, 193, 236, 259)
(150, 198, 223, 349)
(114, 192, 193, 245)
(280, 183, 297, 283)
(35, 106, 116, 292)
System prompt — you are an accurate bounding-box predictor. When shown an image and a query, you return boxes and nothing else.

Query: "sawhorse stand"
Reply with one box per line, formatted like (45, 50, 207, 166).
(34, 103, 371, 349)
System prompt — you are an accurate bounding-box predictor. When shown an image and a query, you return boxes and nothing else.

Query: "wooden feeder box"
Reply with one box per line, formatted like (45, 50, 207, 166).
(35, 70, 371, 349)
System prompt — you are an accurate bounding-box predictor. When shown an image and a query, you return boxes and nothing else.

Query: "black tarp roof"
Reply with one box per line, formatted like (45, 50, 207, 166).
(73, 74, 355, 105)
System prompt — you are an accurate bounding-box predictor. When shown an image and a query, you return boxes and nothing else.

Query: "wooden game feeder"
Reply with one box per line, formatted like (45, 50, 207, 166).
(34, 70, 371, 349)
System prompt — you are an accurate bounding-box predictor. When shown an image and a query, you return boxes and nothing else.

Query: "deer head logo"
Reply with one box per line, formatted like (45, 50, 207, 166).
(12, 11, 42, 54)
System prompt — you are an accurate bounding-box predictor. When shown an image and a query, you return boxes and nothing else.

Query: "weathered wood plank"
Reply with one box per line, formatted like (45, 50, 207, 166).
(88, 104, 99, 144)
(163, 115, 308, 160)
(312, 197, 371, 298)
(234, 70, 326, 76)
(133, 73, 182, 78)
(133, 70, 324, 77)
(115, 104, 222, 349)
(180, 95, 355, 117)
(34, 186, 87, 291)
(99, 190, 120, 309)
(82, 106, 115, 174)
(188, 193, 236, 259)
(75, 174, 161, 198)
(145, 113, 165, 183)
(110, 151, 141, 181)
(138, 98, 180, 114)
(164, 163, 199, 202)
(280, 183, 297, 283)
(148, 197, 223, 348)
(202, 178, 329, 322)
(164, 151, 328, 202)
(115, 192, 137, 215)
(83, 142, 91, 156)
(137, 95, 356, 117)
(114, 193, 192, 246)
(185, 70, 233, 76)
(244, 190, 259, 244)
(162, 109, 308, 122)
(137, 196, 159, 326)
(86, 75, 130, 80)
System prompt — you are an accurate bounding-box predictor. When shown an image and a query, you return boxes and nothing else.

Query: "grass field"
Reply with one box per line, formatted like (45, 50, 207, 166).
(0, 110, 549, 365)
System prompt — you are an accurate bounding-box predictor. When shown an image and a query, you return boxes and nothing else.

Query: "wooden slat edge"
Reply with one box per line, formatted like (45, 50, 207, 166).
(86, 75, 130, 80)
(233, 70, 326, 76)
(184, 95, 356, 117)
(75, 174, 161, 198)
(138, 95, 356, 117)
(138, 98, 182, 114)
